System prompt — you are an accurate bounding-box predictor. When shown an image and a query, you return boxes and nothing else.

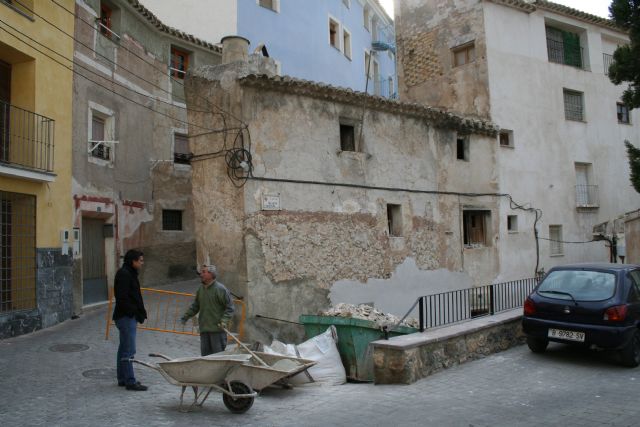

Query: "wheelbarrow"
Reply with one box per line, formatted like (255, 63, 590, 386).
(132, 344, 316, 413)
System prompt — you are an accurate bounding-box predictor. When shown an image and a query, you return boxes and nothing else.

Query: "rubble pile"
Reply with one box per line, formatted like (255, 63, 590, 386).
(320, 303, 419, 329)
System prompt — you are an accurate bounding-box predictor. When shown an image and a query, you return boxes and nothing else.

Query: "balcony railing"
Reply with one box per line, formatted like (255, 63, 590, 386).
(603, 53, 614, 75)
(575, 184, 599, 208)
(0, 100, 54, 173)
(546, 38, 584, 69)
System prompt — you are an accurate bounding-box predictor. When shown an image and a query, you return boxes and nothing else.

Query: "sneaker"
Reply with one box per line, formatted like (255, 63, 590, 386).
(125, 382, 148, 391)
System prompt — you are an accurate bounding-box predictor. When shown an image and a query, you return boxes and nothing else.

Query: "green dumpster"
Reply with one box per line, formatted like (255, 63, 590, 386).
(299, 315, 417, 382)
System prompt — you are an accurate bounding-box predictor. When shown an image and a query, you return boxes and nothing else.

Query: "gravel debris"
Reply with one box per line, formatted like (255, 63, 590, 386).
(319, 303, 419, 329)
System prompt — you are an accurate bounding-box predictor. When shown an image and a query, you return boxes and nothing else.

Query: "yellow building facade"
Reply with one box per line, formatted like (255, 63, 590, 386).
(0, 0, 75, 337)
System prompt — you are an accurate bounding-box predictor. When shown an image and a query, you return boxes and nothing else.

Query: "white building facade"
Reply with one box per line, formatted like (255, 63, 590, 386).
(395, 0, 640, 280)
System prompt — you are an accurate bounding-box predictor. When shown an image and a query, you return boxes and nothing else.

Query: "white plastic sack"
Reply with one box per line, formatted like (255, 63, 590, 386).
(263, 326, 346, 386)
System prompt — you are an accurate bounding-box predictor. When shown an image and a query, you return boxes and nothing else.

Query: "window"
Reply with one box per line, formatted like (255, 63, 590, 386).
(162, 210, 183, 231)
(456, 136, 469, 161)
(617, 103, 630, 124)
(452, 42, 475, 67)
(364, 51, 372, 79)
(387, 204, 402, 237)
(507, 215, 518, 232)
(258, 0, 278, 11)
(343, 28, 352, 59)
(0, 191, 36, 313)
(342, 0, 350, 8)
(388, 77, 394, 98)
(563, 89, 584, 121)
(546, 26, 583, 68)
(90, 116, 110, 161)
(174, 133, 190, 164)
(549, 225, 563, 256)
(499, 130, 513, 147)
(363, 6, 371, 31)
(575, 163, 597, 207)
(340, 123, 356, 151)
(99, 3, 113, 39)
(371, 17, 378, 41)
(170, 46, 190, 79)
(88, 102, 115, 165)
(463, 210, 490, 247)
(329, 18, 340, 50)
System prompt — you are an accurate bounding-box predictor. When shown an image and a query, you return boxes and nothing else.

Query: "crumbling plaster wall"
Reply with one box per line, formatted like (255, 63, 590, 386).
(185, 55, 499, 341)
(72, 1, 216, 293)
(395, 0, 491, 119)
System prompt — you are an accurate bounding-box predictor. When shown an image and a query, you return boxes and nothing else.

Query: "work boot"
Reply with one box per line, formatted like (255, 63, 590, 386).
(125, 382, 148, 391)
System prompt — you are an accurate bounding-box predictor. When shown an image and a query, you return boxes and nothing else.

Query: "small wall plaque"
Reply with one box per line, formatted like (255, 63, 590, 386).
(261, 195, 280, 211)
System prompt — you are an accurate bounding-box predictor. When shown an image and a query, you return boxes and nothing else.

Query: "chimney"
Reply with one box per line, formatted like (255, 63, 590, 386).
(221, 36, 251, 64)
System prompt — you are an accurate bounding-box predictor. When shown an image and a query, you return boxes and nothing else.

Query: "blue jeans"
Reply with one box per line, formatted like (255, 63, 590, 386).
(116, 316, 137, 385)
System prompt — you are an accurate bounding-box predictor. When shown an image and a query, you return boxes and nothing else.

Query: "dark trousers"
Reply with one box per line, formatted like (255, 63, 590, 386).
(200, 331, 227, 356)
(116, 316, 137, 385)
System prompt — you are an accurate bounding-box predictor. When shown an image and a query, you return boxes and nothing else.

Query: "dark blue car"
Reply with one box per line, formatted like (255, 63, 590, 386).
(522, 263, 640, 367)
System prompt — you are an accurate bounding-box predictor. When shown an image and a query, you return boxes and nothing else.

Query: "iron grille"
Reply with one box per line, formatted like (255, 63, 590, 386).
(0, 100, 55, 172)
(162, 210, 182, 231)
(1, 191, 36, 313)
(563, 90, 584, 121)
(603, 53, 614, 75)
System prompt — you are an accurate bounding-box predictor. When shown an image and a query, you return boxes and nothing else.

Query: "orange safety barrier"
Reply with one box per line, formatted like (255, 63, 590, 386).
(105, 287, 246, 341)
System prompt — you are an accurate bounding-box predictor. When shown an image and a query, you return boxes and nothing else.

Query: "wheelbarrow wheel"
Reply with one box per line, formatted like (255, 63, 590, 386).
(223, 381, 254, 414)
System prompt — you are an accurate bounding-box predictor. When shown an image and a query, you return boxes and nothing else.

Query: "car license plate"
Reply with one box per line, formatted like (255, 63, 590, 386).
(548, 328, 585, 342)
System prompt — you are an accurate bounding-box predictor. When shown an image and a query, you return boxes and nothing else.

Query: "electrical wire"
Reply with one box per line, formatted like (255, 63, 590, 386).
(0, 22, 227, 134)
(46, 0, 248, 126)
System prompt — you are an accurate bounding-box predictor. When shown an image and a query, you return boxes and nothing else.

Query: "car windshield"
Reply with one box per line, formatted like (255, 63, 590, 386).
(537, 270, 616, 301)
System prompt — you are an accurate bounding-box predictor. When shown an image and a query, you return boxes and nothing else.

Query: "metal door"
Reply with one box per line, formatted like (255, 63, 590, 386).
(82, 218, 108, 305)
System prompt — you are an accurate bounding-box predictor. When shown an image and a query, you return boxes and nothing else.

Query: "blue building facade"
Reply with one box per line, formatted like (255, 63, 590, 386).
(237, 0, 396, 98)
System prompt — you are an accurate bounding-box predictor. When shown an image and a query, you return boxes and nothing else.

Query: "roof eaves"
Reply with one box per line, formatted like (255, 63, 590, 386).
(535, 1, 624, 32)
(238, 74, 498, 137)
(124, 0, 222, 53)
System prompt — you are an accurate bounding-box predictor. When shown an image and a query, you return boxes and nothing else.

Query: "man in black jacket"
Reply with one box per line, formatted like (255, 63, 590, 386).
(113, 249, 148, 391)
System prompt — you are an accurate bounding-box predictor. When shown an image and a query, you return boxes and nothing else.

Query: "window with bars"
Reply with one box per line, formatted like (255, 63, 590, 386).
(162, 210, 183, 231)
(563, 89, 584, 121)
(549, 225, 563, 256)
(1, 191, 36, 313)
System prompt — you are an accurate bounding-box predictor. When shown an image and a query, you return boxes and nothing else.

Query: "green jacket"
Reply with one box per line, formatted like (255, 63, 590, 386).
(182, 281, 234, 333)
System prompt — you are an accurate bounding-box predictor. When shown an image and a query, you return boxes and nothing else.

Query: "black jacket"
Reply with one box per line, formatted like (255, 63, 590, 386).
(112, 264, 147, 323)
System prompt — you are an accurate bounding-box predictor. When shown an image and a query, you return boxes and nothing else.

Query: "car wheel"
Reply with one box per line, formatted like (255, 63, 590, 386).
(619, 330, 640, 368)
(527, 336, 549, 353)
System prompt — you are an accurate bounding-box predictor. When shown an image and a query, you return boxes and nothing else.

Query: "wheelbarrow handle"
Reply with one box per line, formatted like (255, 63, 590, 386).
(128, 358, 160, 370)
(223, 328, 270, 368)
(148, 353, 172, 361)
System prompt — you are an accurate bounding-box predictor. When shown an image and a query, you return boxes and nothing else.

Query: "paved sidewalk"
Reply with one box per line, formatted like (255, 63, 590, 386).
(1, 280, 639, 426)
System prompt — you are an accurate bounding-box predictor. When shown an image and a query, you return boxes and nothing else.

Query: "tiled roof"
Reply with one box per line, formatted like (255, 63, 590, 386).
(488, 0, 625, 32)
(125, 0, 221, 53)
(238, 74, 498, 136)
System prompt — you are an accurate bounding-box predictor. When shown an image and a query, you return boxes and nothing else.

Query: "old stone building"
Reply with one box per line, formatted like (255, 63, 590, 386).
(395, 0, 640, 280)
(182, 39, 527, 342)
(71, 0, 220, 312)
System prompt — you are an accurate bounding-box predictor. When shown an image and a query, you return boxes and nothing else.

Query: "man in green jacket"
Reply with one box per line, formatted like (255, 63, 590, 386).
(181, 265, 235, 356)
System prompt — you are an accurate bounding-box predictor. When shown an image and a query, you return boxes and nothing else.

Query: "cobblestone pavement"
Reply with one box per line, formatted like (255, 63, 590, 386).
(1, 279, 639, 426)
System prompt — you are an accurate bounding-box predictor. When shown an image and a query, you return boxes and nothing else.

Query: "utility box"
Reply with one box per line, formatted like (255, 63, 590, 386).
(299, 315, 417, 382)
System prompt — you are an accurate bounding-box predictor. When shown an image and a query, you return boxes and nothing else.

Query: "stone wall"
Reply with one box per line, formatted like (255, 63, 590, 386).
(372, 311, 524, 384)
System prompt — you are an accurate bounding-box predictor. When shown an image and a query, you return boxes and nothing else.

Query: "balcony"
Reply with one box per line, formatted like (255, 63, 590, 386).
(0, 100, 55, 180)
(603, 53, 614, 75)
(546, 38, 585, 70)
(575, 185, 599, 209)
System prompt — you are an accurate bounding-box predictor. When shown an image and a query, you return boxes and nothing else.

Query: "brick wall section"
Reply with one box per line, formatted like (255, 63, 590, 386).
(372, 311, 525, 384)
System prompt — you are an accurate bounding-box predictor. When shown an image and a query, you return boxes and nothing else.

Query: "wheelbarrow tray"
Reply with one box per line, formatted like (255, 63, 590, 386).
(223, 351, 316, 391)
(154, 353, 253, 386)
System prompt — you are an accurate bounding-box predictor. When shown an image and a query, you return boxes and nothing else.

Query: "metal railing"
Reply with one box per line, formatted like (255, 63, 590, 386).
(546, 38, 584, 69)
(0, 100, 55, 172)
(105, 287, 246, 341)
(603, 53, 614, 75)
(575, 184, 599, 207)
(411, 277, 540, 332)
